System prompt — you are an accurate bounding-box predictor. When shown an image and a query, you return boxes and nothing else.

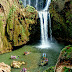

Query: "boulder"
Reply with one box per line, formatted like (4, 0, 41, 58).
(0, 62, 11, 72)
(11, 60, 25, 68)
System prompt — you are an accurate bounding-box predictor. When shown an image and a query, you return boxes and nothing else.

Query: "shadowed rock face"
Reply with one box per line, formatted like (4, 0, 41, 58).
(0, 0, 38, 54)
(49, 0, 72, 44)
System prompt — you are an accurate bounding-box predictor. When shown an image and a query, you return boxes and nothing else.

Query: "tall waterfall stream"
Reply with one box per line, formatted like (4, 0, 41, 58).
(22, 0, 52, 48)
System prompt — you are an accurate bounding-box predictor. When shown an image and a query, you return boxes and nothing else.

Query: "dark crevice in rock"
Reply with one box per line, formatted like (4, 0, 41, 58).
(27, 18, 40, 44)
(12, 44, 25, 51)
(0, 4, 4, 12)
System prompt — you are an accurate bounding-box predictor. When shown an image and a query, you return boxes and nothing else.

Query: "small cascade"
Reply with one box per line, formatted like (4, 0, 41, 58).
(22, 0, 44, 11)
(49, 12, 52, 41)
(28, 0, 31, 6)
(23, 0, 26, 7)
(22, 0, 31, 7)
(43, 0, 51, 11)
(35, 0, 38, 10)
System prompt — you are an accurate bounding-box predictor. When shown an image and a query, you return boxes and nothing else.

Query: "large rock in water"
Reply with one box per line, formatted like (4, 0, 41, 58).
(0, 0, 38, 54)
(11, 60, 25, 68)
(49, 0, 72, 43)
(0, 62, 11, 72)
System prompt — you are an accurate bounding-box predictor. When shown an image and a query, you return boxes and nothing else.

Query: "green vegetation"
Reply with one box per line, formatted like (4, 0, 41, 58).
(61, 45, 72, 59)
(5, 4, 38, 46)
(19, 0, 24, 8)
(26, 5, 36, 12)
(19, 0, 23, 5)
(63, 67, 72, 72)
(50, 0, 72, 42)
(6, 6, 16, 41)
(7, 5, 16, 30)
(0, 20, 3, 32)
(43, 66, 54, 72)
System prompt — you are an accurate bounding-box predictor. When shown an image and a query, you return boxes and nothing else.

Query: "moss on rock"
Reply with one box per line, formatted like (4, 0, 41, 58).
(50, 0, 72, 43)
(63, 67, 72, 72)
(0, 0, 38, 54)
(55, 45, 72, 72)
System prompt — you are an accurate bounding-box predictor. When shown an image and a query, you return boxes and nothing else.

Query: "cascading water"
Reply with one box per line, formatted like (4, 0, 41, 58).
(22, 0, 52, 48)
(43, 0, 51, 11)
(22, 0, 31, 7)
(35, 0, 38, 10)
(38, 11, 50, 48)
(23, 0, 26, 7)
(28, 0, 31, 6)
(38, 0, 52, 48)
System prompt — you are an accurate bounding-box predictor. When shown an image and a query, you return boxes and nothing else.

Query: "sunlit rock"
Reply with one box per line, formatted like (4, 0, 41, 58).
(11, 60, 25, 68)
(0, 0, 38, 54)
(0, 62, 11, 72)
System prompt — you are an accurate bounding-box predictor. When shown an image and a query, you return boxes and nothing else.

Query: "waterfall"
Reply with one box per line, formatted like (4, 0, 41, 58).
(43, 0, 51, 11)
(23, 0, 31, 7)
(38, 0, 52, 48)
(22, 0, 52, 48)
(35, 0, 38, 10)
(23, 0, 26, 7)
(39, 11, 50, 48)
(28, 0, 31, 6)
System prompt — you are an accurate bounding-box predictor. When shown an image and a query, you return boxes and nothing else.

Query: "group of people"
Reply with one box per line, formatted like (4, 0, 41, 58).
(40, 53, 48, 66)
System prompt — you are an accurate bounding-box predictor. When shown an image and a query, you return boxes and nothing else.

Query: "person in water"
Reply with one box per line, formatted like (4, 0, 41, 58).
(43, 53, 46, 59)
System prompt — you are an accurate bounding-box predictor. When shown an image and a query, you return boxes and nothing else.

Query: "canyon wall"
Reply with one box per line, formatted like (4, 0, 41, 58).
(0, 0, 38, 54)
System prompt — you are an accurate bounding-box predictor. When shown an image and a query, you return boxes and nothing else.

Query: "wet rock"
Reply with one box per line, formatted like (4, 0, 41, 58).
(0, 62, 11, 72)
(11, 60, 25, 68)
(0, 0, 38, 54)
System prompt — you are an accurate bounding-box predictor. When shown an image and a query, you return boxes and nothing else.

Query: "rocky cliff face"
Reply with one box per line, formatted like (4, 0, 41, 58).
(50, 0, 72, 43)
(0, 0, 38, 54)
(55, 45, 72, 72)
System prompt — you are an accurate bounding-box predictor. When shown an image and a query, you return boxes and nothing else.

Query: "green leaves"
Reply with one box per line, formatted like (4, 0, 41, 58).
(63, 67, 72, 72)
(66, 20, 69, 23)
